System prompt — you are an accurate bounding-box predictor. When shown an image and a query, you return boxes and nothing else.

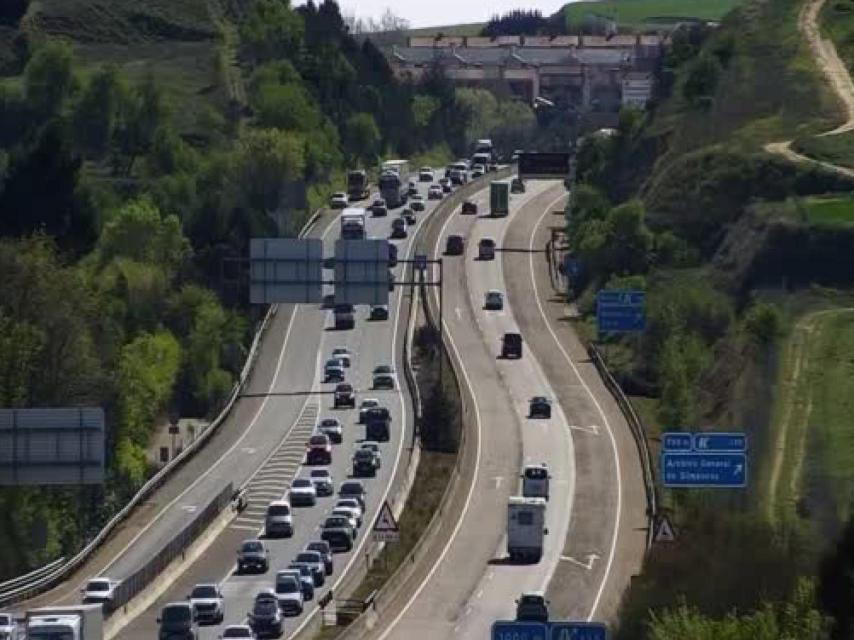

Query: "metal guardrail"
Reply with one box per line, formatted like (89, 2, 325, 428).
(321, 169, 515, 640)
(0, 558, 65, 594)
(587, 343, 658, 550)
(110, 483, 234, 612)
(0, 209, 326, 608)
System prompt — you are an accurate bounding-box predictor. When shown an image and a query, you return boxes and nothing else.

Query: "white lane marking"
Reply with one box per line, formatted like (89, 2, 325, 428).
(456, 307, 462, 320)
(230, 524, 263, 532)
(287, 174, 440, 640)
(561, 553, 600, 571)
(375, 185, 486, 640)
(240, 448, 256, 454)
(569, 424, 600, 436)
(529, 194, 623, 618)
(493, 476, 503, 489)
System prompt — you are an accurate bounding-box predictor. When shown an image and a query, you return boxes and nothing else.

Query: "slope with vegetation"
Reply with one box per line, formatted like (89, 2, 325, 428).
(560, 0, 741, 29)
(0, 0, 544, 580)
(560, 0, 854, 636)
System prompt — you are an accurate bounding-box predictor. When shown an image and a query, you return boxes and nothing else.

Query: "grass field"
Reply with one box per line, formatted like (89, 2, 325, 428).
(764, 308, 854, 530)
(561, 0, 741, 28)
(802, 194, 854, 225)
(793, 130, 854, 170)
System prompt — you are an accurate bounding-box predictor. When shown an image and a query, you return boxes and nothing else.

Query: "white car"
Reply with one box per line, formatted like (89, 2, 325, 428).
(188, 583, 225, 624)
(330, 192, 348, 208)
(289, 478, 317, 506)
(273, 572, 304, 617)
(316, 417, 343, 444)
(335, 498, 364, 526)
(221, 624, 256, 639)
(331, 507, 360, 531)
(428, 185, 443, 200)
(358, 398, 380, 423)
(410, 193, 425, 212)
(419, 167, 434, 181)
(471, 164, 485, 178)
(0, 613, 20, 640)
(81, 577, 119, 610)
(309, 468, 334, 496)
(331, 347, 351, 367)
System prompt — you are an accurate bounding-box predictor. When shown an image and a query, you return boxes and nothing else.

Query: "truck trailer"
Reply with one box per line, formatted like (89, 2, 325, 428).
(347, 169, 370, 201)
(26, 604, 104, 640)
(490, 180, 510, 217)
(507, 496, 547, 563)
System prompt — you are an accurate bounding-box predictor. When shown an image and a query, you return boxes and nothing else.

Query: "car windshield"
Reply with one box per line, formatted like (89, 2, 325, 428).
(338, 498, 360, 509)
(320, 419, 338, 427)
(362, 399, 378, 407)
(525, 468, 548, 480)
(223, 629, 252, 638)
(292, 479, 312, 488)
(297, 552, 318, 563)
(191, 585, 218, 598)
(374, 365, 392, 374)
(310, 469, 330, 478)
(276, 578, 299, 593)
(310, 435, 328, 446)
(87, 580, 110, 591)
(254, 600, 277, 615)
(355, 450, 373, 460)
(325, 517, 349, 527)
(337, 384, 352, 392)
(242, 540, 263, 551)
(163, 605, 191, 622)
(308, 542, 329, 553)
(266, 504, 289, 516)
(325, 358, 341, 367)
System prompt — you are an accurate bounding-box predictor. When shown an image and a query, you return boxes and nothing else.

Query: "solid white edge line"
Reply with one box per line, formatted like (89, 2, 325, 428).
(374, 195, 486, 640)
(528, 194, 623, 621)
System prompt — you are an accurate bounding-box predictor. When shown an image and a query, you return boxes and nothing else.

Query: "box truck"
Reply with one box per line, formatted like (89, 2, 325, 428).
(26, 604, 104, 640)
(346, 169, 370, 201)
(490, 180, 510, 217)
(507, 496, 548, 563)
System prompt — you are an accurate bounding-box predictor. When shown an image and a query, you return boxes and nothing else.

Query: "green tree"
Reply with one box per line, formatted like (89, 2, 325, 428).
(343, 112, 380, 164)
(0, 312, 44, 407)
(24, 41, 76, 119)
(98, 199, 190, 274)
(657, 335, 693, 428)
(252, 81, 321, 131)
(743, 302, 783, 346)
(72, 64, 129, 158)
(605, 200, 653, 275)
(682, 52, 722, 106)
(116, 330, 182, 483)
(819, 517, 854, 639)
(114, 74, 168, 176)
(240, 0, 304, 65)
(412, 94, 439, 129)
(237, 128, 306, 212)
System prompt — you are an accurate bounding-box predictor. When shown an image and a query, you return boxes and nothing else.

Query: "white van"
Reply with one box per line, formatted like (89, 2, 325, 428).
(521, 464, 551, 500)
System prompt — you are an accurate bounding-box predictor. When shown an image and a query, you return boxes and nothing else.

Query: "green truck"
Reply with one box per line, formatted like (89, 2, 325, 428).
(490, 179, 510, 217)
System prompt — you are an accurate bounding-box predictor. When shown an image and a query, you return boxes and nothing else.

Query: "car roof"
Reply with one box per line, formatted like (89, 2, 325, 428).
(487, 289, 503, 296)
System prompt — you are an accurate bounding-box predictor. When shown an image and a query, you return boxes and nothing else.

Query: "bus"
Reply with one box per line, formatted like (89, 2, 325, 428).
(379, 160, 410, 208)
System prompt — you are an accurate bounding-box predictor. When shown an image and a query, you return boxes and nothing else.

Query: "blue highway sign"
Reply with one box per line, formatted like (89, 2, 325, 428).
(596, 290, 645, 333)
(693, 432, 747, 452)
(492, 621, 549, 640)
(550, 621, 608, 640)
(662, 432, 692, 452)
(662, 452, 748, 488)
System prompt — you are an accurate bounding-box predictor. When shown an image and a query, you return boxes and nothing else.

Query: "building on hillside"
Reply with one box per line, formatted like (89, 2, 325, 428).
(387, 33, 666, 123)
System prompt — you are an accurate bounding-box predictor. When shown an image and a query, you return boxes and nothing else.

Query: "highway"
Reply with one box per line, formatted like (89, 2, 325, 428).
(111, 171, 459, 639)
(368, 177, 646, 638)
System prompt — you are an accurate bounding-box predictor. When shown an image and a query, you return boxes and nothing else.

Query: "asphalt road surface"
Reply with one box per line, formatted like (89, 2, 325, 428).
(369, 178, 646, 638)
(114, 172, 474, 639)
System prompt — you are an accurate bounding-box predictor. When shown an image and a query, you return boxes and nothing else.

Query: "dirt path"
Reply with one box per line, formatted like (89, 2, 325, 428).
(766, 309, 854, 524)
(764, 0, 854, 168)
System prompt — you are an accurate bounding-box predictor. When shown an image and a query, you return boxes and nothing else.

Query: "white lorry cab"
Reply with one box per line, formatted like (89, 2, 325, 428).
(521, 463, 551, 500)
(507, 496, 548, 563)
(26, 604, 104, 640)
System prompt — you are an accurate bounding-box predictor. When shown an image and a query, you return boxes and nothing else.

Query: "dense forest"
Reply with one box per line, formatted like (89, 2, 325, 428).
(0, 0, 540, 578)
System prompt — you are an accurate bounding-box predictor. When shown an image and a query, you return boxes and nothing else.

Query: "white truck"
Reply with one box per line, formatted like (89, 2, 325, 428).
(340, 207, 367, 240)
(507, 496, 548, 563)
(26, 604, 104, 640)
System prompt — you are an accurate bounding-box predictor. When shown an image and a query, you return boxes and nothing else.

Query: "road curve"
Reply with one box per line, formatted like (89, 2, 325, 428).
(503, 190, 647, 623)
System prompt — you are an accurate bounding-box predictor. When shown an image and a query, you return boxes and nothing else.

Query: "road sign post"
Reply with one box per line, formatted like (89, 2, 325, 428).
(372, 500, 400, 543)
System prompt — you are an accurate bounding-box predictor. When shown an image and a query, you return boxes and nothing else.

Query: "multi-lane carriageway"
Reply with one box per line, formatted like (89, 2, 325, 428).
(22, 170, 647, 639)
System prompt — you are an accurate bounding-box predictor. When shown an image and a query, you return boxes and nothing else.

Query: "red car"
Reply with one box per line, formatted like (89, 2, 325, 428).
(306, 434, 332, 465)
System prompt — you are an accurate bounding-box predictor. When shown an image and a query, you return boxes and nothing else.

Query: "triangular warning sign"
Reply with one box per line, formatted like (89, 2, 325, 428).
(373, 500, 399, 532)
(655, 515, 676, 543)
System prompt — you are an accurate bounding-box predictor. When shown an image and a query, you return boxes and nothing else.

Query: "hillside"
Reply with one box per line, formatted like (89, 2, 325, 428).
(561, 0, 741, 28)
(2, 0, 225, 134)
